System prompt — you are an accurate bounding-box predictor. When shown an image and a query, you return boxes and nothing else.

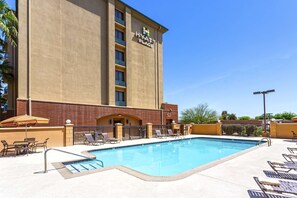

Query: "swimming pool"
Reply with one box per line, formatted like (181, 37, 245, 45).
(64, 138, 261, 177)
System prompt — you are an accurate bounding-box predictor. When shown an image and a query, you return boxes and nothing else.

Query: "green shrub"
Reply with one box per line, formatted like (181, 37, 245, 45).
(254, 127, 263, 137)
(222, 125, 244, 135)
(245, 125, 257, 136)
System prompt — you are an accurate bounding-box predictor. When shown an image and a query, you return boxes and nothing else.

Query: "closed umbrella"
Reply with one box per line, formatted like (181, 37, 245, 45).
(0, 114, 49, 138)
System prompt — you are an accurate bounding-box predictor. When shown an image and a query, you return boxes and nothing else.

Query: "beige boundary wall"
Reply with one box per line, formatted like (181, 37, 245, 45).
(0, 124, 74, 151)
(191, 123, 222, 136)
(270, 122, 297, 139)
(0, 123, 155, 151)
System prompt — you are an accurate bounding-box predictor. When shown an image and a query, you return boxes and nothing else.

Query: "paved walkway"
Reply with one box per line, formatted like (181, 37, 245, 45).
(0, 135, 296, 198)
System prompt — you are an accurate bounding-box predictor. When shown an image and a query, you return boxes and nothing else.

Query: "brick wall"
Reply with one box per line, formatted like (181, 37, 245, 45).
(161, 103, 178, 124)
(16, 100, 178, 126)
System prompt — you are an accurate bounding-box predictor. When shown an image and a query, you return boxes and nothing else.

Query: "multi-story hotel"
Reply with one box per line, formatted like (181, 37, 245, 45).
(3, 0, 178, 126)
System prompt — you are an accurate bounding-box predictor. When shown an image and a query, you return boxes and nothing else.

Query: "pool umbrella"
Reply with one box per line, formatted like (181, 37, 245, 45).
(0, 114, 50, 138)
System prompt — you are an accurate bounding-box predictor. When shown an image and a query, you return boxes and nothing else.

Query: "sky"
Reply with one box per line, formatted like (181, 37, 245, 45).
(121, 0, 297, 118)
(7, 0, 297, 118)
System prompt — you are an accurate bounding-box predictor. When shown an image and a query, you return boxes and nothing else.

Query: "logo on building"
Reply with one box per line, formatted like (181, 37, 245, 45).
(135, 27, 155, 48)
(142, 27, 150, 37)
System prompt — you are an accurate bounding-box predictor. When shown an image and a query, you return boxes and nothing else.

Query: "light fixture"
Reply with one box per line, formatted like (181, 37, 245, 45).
(65, 119, 71, 124)
(253, 89, 275, 145)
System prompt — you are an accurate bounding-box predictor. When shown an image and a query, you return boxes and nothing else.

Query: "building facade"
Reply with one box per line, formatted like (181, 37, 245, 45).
(4, 0, 178, 126)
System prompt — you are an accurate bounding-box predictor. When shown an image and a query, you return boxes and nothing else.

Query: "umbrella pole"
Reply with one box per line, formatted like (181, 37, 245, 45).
(25, 123, 28, 139)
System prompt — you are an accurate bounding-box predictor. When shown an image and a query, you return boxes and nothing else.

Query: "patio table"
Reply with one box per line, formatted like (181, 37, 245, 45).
(13, 141, 30, 155)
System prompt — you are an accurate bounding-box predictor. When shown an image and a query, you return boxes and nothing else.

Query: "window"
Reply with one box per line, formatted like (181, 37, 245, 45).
(115, 50, 125, 66)
(115, 70, 125, 81)
(116, 91, 126, 106)
(115, 29, 125, 46)
(115, 29, 125, 41)
(115, 70, 126, 86)
(115, 9, 124, 21)
(116, 91, 125, 101)
(115, 9, 125, 26)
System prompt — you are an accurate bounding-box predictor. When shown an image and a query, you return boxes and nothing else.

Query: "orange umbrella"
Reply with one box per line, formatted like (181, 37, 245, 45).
(0, 114, 49, 138)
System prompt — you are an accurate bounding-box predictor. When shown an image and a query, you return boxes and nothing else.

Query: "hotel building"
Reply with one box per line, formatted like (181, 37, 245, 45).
(3, 0, 178, 126)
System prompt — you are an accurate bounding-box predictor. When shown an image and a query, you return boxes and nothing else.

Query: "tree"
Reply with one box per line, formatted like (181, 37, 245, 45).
(238, 116, 251, 120)
(273, 112, 296, 120)
(0, 0, 18, 112)
(0, 0, 18, 47)
(228, 113, 237, 120)
(181, 103, 218, 124)
(255, 115, 264, 120)
(220, 111, 228, 120)
(219, 111, 237, 120)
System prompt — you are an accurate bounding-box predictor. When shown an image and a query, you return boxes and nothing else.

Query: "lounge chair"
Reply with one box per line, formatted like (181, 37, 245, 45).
(84, 134, 103, 145)
(167, 129, 180, 138)
(1, 140, 18, 156)
(102, 133, 120, 144)
(154, 129, 166, 138)
(268, 161, 297, 173)
(254, 176, 297, 197)
(94, 131, 105, 144)
(287, 147, 297, 154)
(282, 153, 297, 163)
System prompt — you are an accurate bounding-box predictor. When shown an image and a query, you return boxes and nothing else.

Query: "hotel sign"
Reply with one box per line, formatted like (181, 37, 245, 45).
(135, 27, 155, 48)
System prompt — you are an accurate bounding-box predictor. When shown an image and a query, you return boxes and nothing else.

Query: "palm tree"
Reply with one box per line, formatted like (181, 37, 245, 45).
(0, 0, 18, 47)
(0, 0, 18, 113)
(181, 103, 218, 124)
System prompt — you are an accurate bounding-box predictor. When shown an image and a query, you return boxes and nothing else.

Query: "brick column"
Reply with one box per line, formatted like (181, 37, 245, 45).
(65, 124, 74, 146)
(115, 123, 123, 141)
(270, 122, 277, 138)
(146, 123, 152, 138)
(216, 123, 222, 136)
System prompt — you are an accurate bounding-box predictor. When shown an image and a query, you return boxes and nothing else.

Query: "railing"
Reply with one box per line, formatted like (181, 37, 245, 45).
(115, 17, 125, 26)
(115, 59, 126, 66)
(257, 137, 271, 146)
(73, 126, 115, 145)
(152, 125, 171, 137)
(116, 101, 126, 106)
(115, 80, 126, 87)
(44, 148, 104, 173)
(115, 38, 126, 46)
(122, 125, 146, 140)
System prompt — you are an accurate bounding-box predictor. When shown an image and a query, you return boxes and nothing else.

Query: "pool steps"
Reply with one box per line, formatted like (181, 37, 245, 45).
(66, 162, 103, 173)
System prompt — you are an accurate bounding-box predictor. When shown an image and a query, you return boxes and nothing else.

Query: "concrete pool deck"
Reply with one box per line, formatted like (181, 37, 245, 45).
(0, 135, 296, 198)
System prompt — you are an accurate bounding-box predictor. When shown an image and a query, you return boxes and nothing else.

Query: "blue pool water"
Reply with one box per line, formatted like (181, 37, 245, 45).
(65, 138, 259, 176)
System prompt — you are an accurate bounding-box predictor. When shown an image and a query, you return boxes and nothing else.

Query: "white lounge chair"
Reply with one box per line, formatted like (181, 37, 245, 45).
(155, 129, 166, 138)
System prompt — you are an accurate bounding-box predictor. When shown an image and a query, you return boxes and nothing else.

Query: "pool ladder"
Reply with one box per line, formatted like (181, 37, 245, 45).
(257, 137, 271, 147)
(44, 148, 104, 173)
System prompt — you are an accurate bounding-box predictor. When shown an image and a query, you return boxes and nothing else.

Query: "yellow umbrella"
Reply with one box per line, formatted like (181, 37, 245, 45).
(0, 114, 49, 138)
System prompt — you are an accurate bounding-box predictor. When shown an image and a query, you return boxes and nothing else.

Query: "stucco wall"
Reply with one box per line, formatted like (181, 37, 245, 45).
(191, 124, 222, 135)
(17, 0, 165, 110)
(129, 17, 163, 109)
(18, 0, 108, 104)
(0, 126, 66, 151)
(270, 122, 297, 139)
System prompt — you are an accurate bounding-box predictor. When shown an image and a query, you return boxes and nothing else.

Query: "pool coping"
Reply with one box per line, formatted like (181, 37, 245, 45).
(52, 137, 267, 181)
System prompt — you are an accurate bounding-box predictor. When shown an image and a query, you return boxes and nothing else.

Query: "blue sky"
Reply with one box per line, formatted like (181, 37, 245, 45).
(7, 0, 297, 118)
(121, 0, 297, 118)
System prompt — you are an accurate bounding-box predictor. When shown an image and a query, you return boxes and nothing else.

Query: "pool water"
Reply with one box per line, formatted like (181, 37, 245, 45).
(64, 138, 259, 176)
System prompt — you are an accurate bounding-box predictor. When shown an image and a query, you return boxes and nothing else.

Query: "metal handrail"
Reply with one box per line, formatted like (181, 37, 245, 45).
(257, 137, 271, 146)
(44, 148, 104, 173)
